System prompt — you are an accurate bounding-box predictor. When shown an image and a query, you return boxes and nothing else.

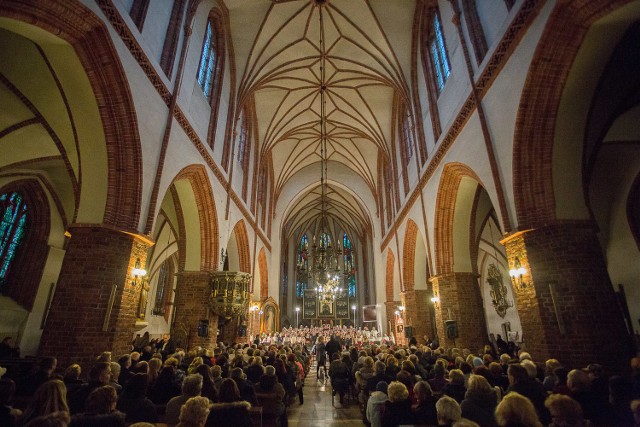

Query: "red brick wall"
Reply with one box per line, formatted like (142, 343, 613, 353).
(173, 271, 218, 349)
(430, 272, 487, 351)
(39, 226, 146, 370)
(504, 222, 632, 370)
(258, 248, 268, 299)
(401, 289, 433, 344)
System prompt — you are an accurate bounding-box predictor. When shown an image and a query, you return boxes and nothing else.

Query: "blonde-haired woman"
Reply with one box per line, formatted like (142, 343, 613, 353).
(19, 380, 69, 426)
(495, 392, 543, 427)
(380, 381, 414, 427)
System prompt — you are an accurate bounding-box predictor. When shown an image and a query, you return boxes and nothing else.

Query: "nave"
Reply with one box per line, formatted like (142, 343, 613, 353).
(287, 361, 362, 427)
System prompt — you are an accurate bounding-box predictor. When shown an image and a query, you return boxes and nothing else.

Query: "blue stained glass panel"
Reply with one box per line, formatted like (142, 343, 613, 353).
(430, 12, 450, 93)
(343, 233, 356, 298)
(0, 192, 27, 286)
(198, 21, 216, 98)
(296, 235, 308, 298)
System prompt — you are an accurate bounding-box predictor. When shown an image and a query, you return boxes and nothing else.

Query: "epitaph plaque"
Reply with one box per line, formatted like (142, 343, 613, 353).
(335, 294, 349, 319)
(303, 289, 317, 319)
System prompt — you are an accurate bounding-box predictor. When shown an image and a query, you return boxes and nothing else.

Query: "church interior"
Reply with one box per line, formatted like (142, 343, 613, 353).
(1, 0, 640, 374)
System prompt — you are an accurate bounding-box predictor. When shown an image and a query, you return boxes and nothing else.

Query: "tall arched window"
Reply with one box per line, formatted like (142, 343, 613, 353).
(198, 19, 218, 99)
(0, 192, 27, 288)
(343, 233, 356, 298)
(429, 10, 451, 93)
(160, 0, 187, 77)
(296, 235, 308, 298)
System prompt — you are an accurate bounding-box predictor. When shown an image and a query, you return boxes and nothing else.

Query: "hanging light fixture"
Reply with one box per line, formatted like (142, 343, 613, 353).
(298, 1, 345, 306)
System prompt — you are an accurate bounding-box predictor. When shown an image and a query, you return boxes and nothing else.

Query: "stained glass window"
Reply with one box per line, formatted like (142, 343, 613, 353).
(296, 235, 308, 298)
(430, 12, 451, 93)
(343, 233, 356, 298)
(0, 192, 27, 287)
(197, 20, 216, 99)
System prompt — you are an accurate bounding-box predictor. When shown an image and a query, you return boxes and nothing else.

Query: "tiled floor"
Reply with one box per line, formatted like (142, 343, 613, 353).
(287, 365, 364, 427)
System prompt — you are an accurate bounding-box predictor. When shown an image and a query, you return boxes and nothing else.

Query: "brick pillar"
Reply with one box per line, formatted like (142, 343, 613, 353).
(384, 300, 400, 337)
(173, 271, 218, 349)
(39, 226, 150, 370)
(430, 272, 487, 351)
(401, 290, 433, 345)
(503, 223, 632, 370)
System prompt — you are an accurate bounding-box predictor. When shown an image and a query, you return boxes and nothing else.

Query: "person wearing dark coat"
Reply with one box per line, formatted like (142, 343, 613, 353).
(441, 369, 466, 403)
(19, 357, 56, 396)
(254, 366, 287, 427)
(158, 334, 177, 360)
(366, 361, 395, 394)
(325, 335, 342, 362)
(0, 378, 20, 427)
(194, 364, 218, 402)
(460, 375, 498, 427)
(412, 380, 438, 426)
(231, 367, 258, 405)
(329, 353, 351, 404)
(246, 359, 265, 385)
(115, 373, 157, 424)
(148, 365, 181, 404)
(69, 385, 125, 427)
(68, 362, 111, 415)
(381, 381, 415, 427)
(567, 368, 610, 426)
(206, 378, 252, 427)
(116, 354, 134, 388)
(507, 364, 550, 424)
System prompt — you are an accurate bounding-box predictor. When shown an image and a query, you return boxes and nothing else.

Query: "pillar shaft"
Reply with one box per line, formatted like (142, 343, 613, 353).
(173, 271, 217, 349)
(430, 272, 487, 351)
(401, 289, 433, 344)
(503, 222, 631, 369)
(40, 226, 149, 370)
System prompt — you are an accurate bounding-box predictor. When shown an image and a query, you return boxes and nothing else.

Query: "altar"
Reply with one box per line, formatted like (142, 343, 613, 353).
(303, 289, 352, 325)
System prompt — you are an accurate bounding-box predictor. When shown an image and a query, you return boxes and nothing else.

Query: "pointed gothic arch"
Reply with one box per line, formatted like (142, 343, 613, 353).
(0, 0, 143, 231)
(433, 163, 484, 275)
(228, 220, 251, 273)
(172, 165, 219, 271)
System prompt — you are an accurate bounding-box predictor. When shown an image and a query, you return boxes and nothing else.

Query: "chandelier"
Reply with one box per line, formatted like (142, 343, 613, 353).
(296, 1, 345, 305)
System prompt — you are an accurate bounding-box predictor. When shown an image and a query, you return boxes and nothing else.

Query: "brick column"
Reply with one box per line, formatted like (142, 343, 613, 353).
(503, 223, 631, 370)
(173, 271, 218, 349)
(401, 290, 433, 345)
(430, 272, 487, 351)
(39, 226, 150, 370)
(384, 300, 400, 337)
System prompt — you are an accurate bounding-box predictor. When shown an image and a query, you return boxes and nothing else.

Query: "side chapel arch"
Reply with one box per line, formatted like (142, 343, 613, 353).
(0, 0, 143, 231)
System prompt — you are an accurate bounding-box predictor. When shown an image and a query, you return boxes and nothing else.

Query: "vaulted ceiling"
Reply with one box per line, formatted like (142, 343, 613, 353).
(226, 0, 417, 240)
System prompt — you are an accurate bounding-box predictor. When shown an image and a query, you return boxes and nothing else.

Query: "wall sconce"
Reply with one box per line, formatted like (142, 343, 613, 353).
(509, 256, 527, 290)
(431, 294, 440, 309)
(132, 258, 147, 279)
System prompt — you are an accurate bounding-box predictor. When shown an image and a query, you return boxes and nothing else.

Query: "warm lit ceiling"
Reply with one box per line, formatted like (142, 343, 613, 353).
(226, 0, 416, 240)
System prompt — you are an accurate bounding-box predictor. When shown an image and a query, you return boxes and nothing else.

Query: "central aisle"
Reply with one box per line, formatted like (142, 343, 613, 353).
(286, 362, 364, 427)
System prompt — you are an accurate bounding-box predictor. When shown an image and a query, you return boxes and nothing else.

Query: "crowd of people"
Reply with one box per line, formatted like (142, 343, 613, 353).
(304, 327, 640, 427)
(0, 327, 639, 427)
(0, 335, 310, 427)
(252, 324, 387, 347)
